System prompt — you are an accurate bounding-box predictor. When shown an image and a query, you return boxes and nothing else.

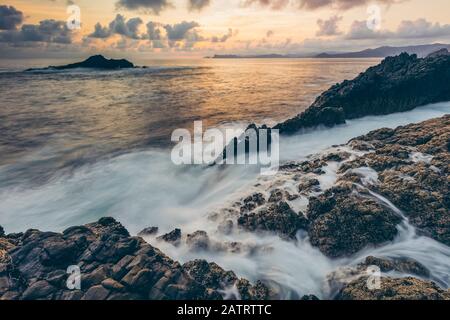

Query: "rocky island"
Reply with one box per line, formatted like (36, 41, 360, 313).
(26, 55, 136, 71)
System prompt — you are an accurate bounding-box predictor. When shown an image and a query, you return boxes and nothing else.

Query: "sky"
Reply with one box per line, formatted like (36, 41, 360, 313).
(1, 0, 450, 58)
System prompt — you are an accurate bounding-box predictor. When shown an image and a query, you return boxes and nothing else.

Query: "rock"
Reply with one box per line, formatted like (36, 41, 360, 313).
(157, 229, 182, 246)
(101, 278, 125, 292)
(183, 260, 271, 300)
(301, 294, 320, 300)
(276, 53, 450, 134)
(186, 231, 210, 251)
(240, 193, 266, 213)
(138, 227, 159, 237)
(268, 189, 284, 203)
(238, 202, 309, 239)
(27, 55, 135, 71)
(82, 285, 110, 300)
(21, 280, 55, 300)
(307, 184, 402, 257)
(0, 226, 4, 237)
(359, 256, 430, 278)
(346, 115, 450, 245)
(426, 48, 450, 58)
(336, 277, 450, 300)
(0, 218, 266, 300)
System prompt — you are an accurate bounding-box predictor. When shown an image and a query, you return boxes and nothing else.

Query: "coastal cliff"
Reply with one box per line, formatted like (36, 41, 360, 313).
(275, 50, 450, 134)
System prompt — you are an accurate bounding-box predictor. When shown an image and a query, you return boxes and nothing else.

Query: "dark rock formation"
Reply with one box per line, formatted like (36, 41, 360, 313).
(275, 52, 450, 134)
(27, 55, 135, 71)
(0, 218, 270, 300)
(238, 202, 309, 239)
(137, 227, 159, 237)
(183, 260, 272, 300)
(307, 183, 402, 258)
(358, 256, 430, 278)
(343, 115, 450, 245)
(156, 229, 182, 246)
(336, 277, 450, 300)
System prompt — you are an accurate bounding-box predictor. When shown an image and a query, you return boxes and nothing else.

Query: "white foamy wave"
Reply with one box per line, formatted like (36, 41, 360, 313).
(0, 102, 449, 298)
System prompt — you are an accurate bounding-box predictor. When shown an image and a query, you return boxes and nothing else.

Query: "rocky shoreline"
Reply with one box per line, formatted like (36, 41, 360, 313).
(1, 115, 449, 300)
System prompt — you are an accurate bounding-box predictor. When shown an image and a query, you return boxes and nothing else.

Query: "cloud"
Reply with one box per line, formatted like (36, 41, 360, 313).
(146, 21, 162, 40)
(188, 0, 211, 11)
(88, 14, 143, 39)
(116, 0, 172, 14)
(346, 18, 450, 40)
(89, 23, 111, 38)
(243, 0, 405, 10)
(298, 0, 404, 10)
(0, 5, 24, 30)
(211, 28, 234, 42)
(164, 21, 199, 41)
(316, 15, 342, 36)
(243, 0, 290, 10)
(0, 19, 73, 44)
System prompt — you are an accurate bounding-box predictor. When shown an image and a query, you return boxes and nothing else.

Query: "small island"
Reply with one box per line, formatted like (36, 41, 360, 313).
(26, 55, 136, 71)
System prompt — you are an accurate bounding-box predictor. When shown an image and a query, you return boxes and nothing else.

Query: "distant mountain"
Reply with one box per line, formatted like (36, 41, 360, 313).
(210, 54, 304, 59)
(315, 44, 450, 58)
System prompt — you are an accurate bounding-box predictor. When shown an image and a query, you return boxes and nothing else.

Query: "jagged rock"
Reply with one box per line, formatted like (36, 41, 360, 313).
(268, 189, 284, 203)
(307, 184, 402, 258)
(183, 260, 272, 300)
(336, 277, 450, 300)
(347, 115, 450, 245)
(138, 227, 159, 237)
(0, 226, 4, 237)
(358, 256, 430, 278)
(301, 294, 320, 300)
(240, 193, 266, 214)
(157, 229, 182, 246)
(276, 53, 450, 134)
(0, 218, 267, 300)
(186, 231, 210, 251)
(238, 202, 309, 239)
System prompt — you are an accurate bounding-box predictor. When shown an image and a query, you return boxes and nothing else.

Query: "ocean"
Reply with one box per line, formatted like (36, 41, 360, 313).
(1, 58, 449, 298)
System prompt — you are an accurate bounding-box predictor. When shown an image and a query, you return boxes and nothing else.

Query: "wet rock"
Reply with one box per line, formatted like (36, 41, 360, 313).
(336, 277, 450, 300)
(301, 294, 320, 300)
(157, 229, 182, 246)
(82, 285, 110, 300)
(276, 53, 450, 135)
(238, 202, 309, 239)
(217, 220, 234, 235)
(268, 189, 284, 203)
(138, 227, 159, 237)
(0, 218, 266, 300)
(240, 193, 266, 213)
(307, 184, 402, 258)
(358, 256, 430, 278)
(298, 178, 321, 194)
(186, 231, 210, 251)
(21, 280, 55, 300)
(347, 115, 450, 245)
(183, 260, 271, 300)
